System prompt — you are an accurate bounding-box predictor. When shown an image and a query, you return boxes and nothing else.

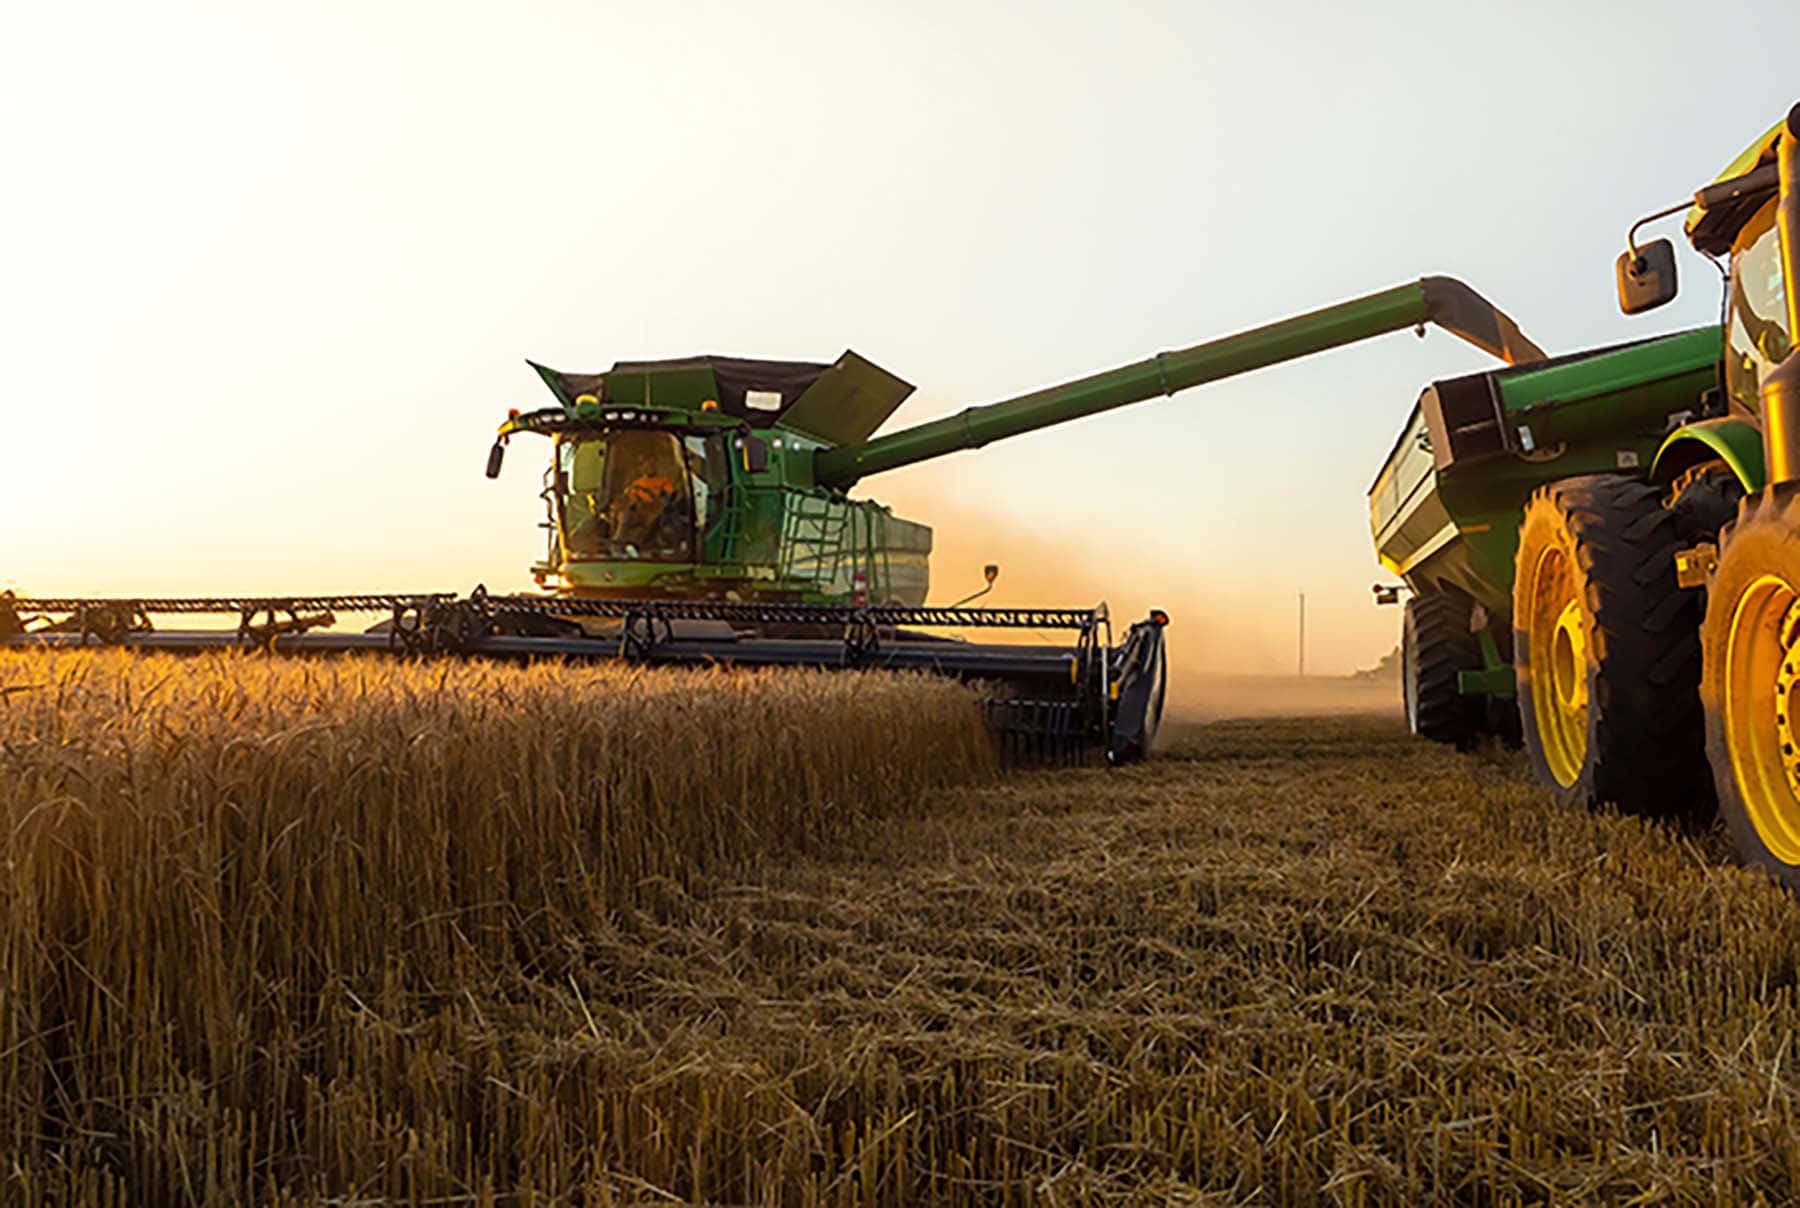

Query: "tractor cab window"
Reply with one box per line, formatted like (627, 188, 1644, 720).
(555, 430, 702, 562)
(1726, 199, 1791, 414)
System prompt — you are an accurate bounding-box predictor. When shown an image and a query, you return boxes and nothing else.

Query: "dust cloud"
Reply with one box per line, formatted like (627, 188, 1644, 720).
(1167, 673, 1398, 724)
(906, 497, 1401, 724)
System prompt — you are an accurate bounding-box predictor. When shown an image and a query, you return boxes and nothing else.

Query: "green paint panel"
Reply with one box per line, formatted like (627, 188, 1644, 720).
(1372, 326, 1725, 622)
(1653, 416, 1767, 491)
(596, 365, 720, 411)
(781, 353, 916, 447)
(1459, 666, 1516, 698)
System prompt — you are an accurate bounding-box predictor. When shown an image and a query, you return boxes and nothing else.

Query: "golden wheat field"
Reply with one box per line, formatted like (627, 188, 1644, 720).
(7, 650, 1800, 1205)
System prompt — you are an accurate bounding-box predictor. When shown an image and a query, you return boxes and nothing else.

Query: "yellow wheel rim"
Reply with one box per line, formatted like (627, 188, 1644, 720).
(1722, 574, 1800, 865)
(1525, 545, 1587, 786)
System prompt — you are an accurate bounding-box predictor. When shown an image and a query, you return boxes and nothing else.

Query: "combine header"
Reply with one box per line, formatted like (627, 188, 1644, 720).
(4, 276, 1544, 762)
(0, 591, 1160, 762)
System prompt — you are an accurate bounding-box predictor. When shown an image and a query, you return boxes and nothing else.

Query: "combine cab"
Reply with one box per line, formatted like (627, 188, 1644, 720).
(497, 354, 933, 605)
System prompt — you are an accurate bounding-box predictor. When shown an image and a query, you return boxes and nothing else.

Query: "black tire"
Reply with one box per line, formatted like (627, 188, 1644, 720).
(1402, 593, 1482, 746)
(1665, 459, 1746, 543)
(1512, 474, 1711, 817)
(1701, 485, 1800, 892)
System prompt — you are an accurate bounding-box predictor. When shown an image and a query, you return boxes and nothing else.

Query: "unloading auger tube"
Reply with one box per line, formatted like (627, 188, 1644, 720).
(814, 277, 1545, 486)
(0, 590, 1171, 765)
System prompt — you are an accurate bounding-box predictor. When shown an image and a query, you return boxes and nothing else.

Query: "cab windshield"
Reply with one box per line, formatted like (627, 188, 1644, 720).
(557, 430, 720, 562)
(1727, 198, 1792, 413)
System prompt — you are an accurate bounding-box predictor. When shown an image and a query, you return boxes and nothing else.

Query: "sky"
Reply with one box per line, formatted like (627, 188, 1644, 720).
(2, 0, 1795, 674)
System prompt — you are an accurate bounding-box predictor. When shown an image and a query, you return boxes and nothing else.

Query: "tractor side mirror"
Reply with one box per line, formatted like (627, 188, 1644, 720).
(485, 442, 506, 479)
(1617, 238, 1678, 315)
(738, 435, 769, 474)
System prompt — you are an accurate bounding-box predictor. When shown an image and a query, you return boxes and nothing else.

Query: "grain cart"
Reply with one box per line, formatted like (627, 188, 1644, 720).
(1371, 327, 1722, 760)
(3, 280, 1541, 762)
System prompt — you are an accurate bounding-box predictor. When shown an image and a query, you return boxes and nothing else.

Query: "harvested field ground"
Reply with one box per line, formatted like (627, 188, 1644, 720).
(8, 652, 1800, 1204)
(1174, 674, 1398, 724)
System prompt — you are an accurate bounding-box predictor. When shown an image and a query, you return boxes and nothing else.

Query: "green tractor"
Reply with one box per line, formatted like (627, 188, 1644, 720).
(1374, 105, 1799, 864)
(1660, 107, 1800, 886)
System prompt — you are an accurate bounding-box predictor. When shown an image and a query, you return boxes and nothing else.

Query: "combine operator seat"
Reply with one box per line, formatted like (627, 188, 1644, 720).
(555, 428, 720, 564)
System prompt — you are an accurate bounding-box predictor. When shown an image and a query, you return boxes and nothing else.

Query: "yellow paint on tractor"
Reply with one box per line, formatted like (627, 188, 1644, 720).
(1522, 544, 1588, 787)
(1720, 573, 1800, 865)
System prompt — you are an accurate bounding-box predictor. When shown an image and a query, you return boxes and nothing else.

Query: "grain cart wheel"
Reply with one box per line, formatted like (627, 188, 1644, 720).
(1666, 459, 1746, 543)
(1512, 474, 1709, 816)
(1700, 486, 1800, 892)
(1402, 593, 1482, 746)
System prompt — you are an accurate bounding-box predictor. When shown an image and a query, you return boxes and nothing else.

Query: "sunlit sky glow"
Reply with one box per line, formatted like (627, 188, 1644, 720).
(3, 1, 1795, 673)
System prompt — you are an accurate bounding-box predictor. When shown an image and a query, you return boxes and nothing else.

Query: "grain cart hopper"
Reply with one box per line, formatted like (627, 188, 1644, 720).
(3, 278, 1543, 762)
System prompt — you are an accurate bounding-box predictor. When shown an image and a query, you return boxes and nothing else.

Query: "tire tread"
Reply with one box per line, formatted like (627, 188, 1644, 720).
(1514, 474, 1711, 816)
(1405, 593, 1481, 746)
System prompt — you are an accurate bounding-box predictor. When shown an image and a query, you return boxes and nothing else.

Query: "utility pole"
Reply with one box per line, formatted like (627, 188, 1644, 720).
(1298, 591, 1306, 678)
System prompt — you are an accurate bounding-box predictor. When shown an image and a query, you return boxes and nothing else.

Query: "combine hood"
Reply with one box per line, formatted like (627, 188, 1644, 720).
(527, 352, 913, 442)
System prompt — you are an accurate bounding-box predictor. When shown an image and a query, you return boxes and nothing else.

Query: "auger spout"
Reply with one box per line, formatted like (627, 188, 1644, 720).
(813, 277, 1545, 488)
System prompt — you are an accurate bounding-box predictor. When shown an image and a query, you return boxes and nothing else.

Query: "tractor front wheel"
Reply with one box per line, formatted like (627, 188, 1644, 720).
(1702, 485, 1800, 891)
(1512, 474, 1709, 816)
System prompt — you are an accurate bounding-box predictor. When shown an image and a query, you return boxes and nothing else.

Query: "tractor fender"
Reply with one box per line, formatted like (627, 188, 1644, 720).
(1650, 416, 1766, 493)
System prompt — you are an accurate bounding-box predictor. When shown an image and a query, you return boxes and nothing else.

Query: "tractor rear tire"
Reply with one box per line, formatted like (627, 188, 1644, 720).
(1512, 474, 1710, 817)
(1700, 486, 1800, 892)
(1402, 593, 1482, 746)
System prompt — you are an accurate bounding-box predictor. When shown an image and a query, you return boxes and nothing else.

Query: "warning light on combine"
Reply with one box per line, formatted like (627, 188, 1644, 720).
(951, 564, 1001, 608)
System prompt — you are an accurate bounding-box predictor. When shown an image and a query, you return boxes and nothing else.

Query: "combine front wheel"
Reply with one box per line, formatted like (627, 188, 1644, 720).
(1512, 475, 1708, 816)
(1401, 593, 1481, 745)
(1702, 486, 1800, 891)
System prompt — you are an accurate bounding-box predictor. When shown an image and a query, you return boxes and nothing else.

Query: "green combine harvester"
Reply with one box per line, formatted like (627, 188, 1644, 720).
(2, 277, 1546, 763)
(1374, 103, 1800, 890)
